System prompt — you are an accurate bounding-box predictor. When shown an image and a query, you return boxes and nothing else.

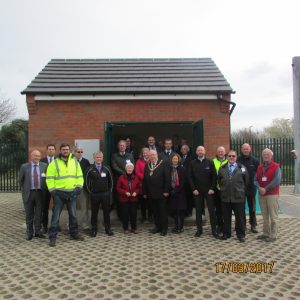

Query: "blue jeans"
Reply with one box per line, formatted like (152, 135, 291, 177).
(49, 190, 79, 239)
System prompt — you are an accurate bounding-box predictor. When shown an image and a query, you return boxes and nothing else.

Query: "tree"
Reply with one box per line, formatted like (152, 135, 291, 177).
(262, 118, 294, 138)
(231, 127, 260, 140)
(0, 119, 28, 147)
(0, 95, 16, 124)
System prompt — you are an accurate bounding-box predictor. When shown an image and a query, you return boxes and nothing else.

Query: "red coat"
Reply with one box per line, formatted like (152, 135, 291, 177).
(116, 174, 140, 202)
(135, 159, 147, 194)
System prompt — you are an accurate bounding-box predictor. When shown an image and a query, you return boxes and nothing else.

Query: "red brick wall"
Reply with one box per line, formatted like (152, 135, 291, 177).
(27, 97, 230, 157)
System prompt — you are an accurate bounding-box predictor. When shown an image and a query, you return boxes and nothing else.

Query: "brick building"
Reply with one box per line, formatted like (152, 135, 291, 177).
(21, 58, 235, 161)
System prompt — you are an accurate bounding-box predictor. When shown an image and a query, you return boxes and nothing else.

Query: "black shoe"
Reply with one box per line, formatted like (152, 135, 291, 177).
(49, 238, 56, 247)
(149, 228, 160, 234)
(250, 225, 258, 233)
(160, 230, 167, 236)
(26, 234, 33, 241)
(172, 227, 179, 234)
(70, 234, 85, 241)
(194, 230, 203, 237)
(220, 235, 230, 240)
(90, 230, 97, 237)
(177, 228, 184, 234)
(265, 237, 276, 242)
(105, 229, 114, 236)
(35, 233, 46, 239)
(257, 234, 268, 240)
(238, 237, 246, 243)
(216, 226, 223, 234)
(212, 232, 220, 239)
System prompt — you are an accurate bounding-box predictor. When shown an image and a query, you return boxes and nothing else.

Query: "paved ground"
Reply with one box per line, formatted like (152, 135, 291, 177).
(1, 188, 300, 300)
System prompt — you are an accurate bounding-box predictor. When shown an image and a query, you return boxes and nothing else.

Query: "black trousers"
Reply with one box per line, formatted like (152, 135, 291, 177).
(173, 209, 185, 230)
(119, 202, 138, 230)
(214, 190, 224, 231)
(41, 190, 51, 229)
(244, 193, 257, 226)
(150, 197, 168, 232)
(194, 193, 218, 233)
(139, 194, 153, 220)
(25, 190, 43, 235)
(90, 192, 111, 230)
(222, 202, 245, 238)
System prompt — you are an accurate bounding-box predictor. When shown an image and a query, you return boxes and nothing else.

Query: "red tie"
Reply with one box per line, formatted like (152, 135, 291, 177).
(34, 165, 39, 188)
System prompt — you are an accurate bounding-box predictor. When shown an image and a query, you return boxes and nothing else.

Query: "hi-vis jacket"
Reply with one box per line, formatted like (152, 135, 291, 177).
(46, 154, 83, 192)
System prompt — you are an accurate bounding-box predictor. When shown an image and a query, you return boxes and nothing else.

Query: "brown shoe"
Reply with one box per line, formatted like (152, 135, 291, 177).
(131, 229, 138, 234)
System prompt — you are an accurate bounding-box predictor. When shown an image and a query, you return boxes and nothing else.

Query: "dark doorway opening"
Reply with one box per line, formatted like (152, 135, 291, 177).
(105, 121, 203, 164)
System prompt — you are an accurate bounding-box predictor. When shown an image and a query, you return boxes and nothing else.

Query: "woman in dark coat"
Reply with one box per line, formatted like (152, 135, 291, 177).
(169, 153, 187, 233)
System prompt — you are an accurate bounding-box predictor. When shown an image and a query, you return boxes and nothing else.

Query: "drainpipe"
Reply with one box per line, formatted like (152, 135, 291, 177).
(217, 94, 236, 148)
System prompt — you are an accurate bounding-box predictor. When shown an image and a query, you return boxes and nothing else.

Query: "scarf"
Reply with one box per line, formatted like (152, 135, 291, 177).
(171, 165, 180, 189)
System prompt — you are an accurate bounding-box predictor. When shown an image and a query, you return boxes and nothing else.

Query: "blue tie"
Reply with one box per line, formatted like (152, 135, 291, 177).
(229, 164, 234, 176)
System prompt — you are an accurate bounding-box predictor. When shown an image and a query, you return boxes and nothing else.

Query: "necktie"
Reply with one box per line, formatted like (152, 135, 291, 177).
(97, 164, 101, 172)
(229, 164, 234, 176)
(49, 157, 52, 163)
(33, 165, 39, 188)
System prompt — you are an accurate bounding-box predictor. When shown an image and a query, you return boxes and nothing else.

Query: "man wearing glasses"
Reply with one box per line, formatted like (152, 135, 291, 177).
(46, 143, 84, 246)
(218, 150, 249, 243)
(74, 146, 90, 230)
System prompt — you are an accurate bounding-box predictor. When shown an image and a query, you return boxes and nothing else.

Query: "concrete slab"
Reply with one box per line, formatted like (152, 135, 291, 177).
(0, 193, 300, 300)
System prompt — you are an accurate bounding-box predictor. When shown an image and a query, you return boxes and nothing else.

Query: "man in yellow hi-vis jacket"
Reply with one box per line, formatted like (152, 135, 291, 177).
(46, 143, 84, 247)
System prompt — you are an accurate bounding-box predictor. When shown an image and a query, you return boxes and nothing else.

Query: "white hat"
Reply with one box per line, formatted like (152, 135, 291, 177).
(125, 162, 134, 169)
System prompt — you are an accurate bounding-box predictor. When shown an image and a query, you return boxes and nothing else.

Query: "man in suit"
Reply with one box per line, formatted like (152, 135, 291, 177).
(146, 136, 162, 153)
(160, 138, 174, 164)
(40, 144, 56, 233)
(19, 150, 48, 240)
(180, 144, 193, 216)
(143, 150, 171, 236)
(74, 146, 90, 230)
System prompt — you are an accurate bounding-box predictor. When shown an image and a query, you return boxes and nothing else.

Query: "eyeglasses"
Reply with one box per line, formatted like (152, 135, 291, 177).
(76, 151, 83, 153)
(228, 155, 236, 157)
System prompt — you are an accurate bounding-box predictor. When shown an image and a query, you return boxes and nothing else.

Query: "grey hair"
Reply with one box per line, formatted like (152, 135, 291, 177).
(93, 151, 103, 158)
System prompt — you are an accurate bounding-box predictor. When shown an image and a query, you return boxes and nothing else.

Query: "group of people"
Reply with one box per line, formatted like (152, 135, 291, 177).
(19, 136, 281, 247)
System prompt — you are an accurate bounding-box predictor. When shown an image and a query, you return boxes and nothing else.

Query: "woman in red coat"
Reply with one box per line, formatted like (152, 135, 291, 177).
(135, 147, 152, 222)
(116, 162, 140, 233)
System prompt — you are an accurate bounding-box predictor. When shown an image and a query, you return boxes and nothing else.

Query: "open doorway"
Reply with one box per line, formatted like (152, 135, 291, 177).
(105, 121, 203, 163)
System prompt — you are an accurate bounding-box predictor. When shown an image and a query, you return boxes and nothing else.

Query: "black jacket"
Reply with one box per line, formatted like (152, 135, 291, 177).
(218, 162, 249, 203)
(237, 155, 259, 196)
(78, 157, 90, 191)
(111, 152, 135, 176)
(143, 160, 171, 199)
(188, 157, 217, 193)
(85, 164, 113, 194)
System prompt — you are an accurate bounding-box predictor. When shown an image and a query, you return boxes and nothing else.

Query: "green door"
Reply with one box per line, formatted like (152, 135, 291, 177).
(104, 122, 113, 165)
(192, 119, 204, 150)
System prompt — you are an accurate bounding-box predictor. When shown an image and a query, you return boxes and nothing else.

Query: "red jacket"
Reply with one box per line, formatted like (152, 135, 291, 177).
(256, 161, 280, 195)
(116, 174, 140, 202)
(135, 159, 147, 194)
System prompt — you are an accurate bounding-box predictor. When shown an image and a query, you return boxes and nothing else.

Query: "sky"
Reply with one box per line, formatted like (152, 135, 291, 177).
(0, 0, 299, 131)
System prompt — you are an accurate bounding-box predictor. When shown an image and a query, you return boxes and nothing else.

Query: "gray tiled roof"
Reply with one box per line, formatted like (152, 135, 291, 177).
(21, 58, 233, 95)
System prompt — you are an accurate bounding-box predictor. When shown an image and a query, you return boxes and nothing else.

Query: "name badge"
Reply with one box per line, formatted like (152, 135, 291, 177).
(101, 172, 106, 178)
(41, 173, 46, 177)
(241, 168, 246, 172)
(262, 176, 267, 182)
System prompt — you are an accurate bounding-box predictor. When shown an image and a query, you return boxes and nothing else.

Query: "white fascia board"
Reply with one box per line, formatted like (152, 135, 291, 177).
(35, 94, 218, 101)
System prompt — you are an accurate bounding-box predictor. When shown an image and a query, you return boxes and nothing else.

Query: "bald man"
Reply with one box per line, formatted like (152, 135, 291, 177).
(189, 146, 218, 238)
(237, 143, 259, 233)
(19, 150, 48, 240)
